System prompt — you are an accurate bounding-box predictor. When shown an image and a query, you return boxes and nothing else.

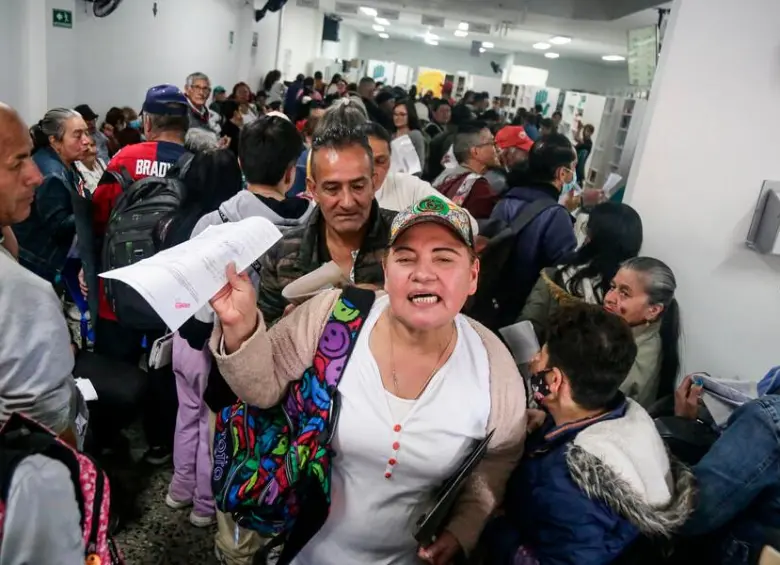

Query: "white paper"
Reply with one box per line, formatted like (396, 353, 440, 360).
(75, 378, 99, 402)
(390, 135, 422, 175)
(441, 145, 457, 170)
(499, 321, 540, 365)
(99, 216, 282, 331)
(603, 173, 623, 197)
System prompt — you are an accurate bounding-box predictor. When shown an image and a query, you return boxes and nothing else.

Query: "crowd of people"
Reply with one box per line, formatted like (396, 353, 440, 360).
(0, 66, 777, 565)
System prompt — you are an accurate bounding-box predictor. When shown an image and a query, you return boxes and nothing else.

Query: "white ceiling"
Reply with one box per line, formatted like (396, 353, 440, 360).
(319, 0, 671, 65)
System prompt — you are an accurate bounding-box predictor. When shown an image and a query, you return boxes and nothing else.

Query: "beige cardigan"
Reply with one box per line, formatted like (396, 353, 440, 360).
(210, 289, 527, 553)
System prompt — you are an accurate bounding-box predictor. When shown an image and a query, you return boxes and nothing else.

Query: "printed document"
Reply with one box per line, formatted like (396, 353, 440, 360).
(100, 216, 282, 331)
(391, 135, 422, 175)
(603, 173, 624, 197)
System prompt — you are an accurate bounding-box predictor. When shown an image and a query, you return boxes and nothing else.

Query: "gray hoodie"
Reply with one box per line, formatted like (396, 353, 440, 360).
(190, 190, 315, 324)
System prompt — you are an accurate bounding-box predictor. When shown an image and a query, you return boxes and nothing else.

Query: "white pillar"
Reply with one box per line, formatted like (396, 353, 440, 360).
(20, 0, 49, 124)
(625, 0, 780, 379)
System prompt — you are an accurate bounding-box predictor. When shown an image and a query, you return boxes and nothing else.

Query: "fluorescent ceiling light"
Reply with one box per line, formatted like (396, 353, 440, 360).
(458, 22, 469, 31)
(375, 17, 390, 26)
(482, 41, 494, 48)
(533, 42, 551, 50)
(359, 6, 377, 16)
(479, 47, 486, 53)
(379, 32, 389, 39)
(423, 32, 439, 40)
(545, 52, 560, 59)
(602, 54, 626, 61)
(549, 36, 571, 45)
(373, 24, 385, 31)
(425, 38, 439, 46)
(454, 30, 468, 37)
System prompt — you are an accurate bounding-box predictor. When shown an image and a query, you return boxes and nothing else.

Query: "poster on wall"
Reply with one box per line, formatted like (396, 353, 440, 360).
(417, 67, 446, 98)
(368, 60, 395, 84)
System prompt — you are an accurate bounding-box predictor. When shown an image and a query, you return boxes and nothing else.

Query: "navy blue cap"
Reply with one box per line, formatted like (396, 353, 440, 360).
(142, 84, 188, 116)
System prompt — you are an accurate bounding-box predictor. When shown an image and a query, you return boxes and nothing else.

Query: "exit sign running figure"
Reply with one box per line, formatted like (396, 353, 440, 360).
(53, 9, 73, 29)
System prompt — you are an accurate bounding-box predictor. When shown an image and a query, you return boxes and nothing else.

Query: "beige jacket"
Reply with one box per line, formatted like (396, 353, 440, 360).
(210, 289, 527, 553)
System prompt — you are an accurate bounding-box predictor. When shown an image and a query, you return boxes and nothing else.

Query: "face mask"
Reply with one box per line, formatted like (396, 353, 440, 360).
(129, 118, 142, 130)
(529, 368, 553, 399)
(561, 168, 578, 195)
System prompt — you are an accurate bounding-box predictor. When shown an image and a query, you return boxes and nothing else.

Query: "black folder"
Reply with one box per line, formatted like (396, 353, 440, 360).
(414, 429, 496, 547)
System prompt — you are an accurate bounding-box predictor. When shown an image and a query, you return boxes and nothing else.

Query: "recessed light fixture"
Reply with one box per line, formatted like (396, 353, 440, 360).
(482, 41, 494, 48)
(602, 55, 626, 62)
(359, 6, 377, 17)
(454, 30, 468, 37)
(423, 33, 439, 40)
(458, 22, 469, 31)
(375, 17, 390, 26)
(479, 47, 486, 53)
(549, 36, 571, 45)
(373, 24, 385, 32)
(379, 32, 389, 39)
(545, 52, 560, 59)
(533, 42, 551, 50)
(425, 38, 439, 46)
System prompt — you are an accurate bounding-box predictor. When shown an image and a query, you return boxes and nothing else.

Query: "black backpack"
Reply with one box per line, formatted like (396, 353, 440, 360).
(463, 199, 556, 332)
(101, 156, 192, 331)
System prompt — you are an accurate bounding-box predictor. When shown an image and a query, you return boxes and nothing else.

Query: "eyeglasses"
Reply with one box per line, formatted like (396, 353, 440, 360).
(190, 85, 212, 94)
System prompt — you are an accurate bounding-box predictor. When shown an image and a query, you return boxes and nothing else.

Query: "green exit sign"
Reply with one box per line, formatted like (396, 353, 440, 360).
(52, 8, 73, 29)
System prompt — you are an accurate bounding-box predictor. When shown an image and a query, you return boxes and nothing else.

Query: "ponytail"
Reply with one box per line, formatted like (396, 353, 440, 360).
(657, 297, 681, 397)
(29, 122, 50, 153)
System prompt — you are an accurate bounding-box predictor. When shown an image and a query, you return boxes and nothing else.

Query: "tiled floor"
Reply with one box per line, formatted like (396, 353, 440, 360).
(114, 464, 220, 565)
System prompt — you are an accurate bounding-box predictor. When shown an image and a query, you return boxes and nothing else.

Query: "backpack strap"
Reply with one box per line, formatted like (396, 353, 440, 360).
(509, 198, 558, 237)
(314, 286, 376, 442)
(100, 166, 134, 193)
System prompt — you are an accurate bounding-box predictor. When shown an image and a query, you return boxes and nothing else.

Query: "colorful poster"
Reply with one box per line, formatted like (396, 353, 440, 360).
(416, 68, 446, 98)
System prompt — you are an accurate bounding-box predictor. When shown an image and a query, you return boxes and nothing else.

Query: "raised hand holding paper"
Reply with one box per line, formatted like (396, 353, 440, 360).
(99, 216, 282, 332)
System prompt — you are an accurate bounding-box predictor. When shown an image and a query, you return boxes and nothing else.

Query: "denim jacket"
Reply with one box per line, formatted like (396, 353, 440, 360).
(13, 147, 98, 320)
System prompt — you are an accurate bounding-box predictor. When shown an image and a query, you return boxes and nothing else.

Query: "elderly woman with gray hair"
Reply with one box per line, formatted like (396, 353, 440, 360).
(14, 107, 91, 285)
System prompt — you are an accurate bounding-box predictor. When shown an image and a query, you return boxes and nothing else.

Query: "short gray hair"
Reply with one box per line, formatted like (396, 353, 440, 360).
(184, 127, 219, 153)
(453, 128, 484, 164)
(185, 72, 210, 88)
(315, 97, 368, 136)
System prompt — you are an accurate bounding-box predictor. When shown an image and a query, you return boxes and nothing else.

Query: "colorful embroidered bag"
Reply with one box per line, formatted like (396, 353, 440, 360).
(212, 287, 376, 539)
(0, 413, 124, 564)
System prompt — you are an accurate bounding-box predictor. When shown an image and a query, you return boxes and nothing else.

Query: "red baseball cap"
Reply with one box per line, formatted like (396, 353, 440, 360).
(495, 126, 534, 153)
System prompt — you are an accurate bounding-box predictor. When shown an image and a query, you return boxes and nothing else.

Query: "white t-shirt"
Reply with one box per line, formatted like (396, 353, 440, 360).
(292, 295, 491, 565)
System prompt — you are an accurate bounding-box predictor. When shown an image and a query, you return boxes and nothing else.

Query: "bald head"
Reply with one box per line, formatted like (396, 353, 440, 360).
(0, 103, 43, 226)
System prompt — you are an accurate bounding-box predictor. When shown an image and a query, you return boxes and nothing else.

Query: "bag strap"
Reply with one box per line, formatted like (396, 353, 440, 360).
(310, 286, 376, 446)
(509, 198, 558, 237)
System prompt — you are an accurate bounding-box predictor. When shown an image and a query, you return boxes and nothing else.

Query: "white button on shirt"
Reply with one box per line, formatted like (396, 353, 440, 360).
(291, 295, 491, 565)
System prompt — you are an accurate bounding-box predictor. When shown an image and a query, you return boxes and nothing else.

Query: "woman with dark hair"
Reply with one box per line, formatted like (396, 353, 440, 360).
(218, 100, 242, 157)
(604, 256, 681, 407)
(326, 73, 342, 96)
(263, 70, 285, 106)
(521, 201, 644, 342)
(392, 99, 427, 170)
(231, 82, 259, 125)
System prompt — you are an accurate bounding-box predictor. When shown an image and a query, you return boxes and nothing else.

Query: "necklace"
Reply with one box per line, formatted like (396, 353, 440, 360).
(382, 314, 456, 480)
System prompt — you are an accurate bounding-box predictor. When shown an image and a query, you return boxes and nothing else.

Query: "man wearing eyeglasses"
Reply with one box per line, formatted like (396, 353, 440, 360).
(432, 121, 501, 219)
(185, 72, 222, 135)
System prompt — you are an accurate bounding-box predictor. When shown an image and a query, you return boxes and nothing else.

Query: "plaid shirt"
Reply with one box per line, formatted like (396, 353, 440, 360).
(258, 202, 397, 325)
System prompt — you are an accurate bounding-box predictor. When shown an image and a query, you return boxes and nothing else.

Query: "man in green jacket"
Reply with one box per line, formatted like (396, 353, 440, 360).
(258, 125, 396, 324)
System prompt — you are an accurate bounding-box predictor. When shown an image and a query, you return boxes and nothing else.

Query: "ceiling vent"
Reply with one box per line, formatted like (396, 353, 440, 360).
(334, 2, 358, 14)
(421, 15, 445, 27)
(377, 8, 400, 20)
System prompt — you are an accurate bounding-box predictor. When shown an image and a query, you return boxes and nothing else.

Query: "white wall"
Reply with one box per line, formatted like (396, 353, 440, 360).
(358, 35, 628, 93)
(277, 3, 323, 80)
(322, 23, 359, 61)
(47, 0, 77, 109)
(0, 1, 24, 111)
(625, 0, 780, 380)
(74, 0, 255, 114)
